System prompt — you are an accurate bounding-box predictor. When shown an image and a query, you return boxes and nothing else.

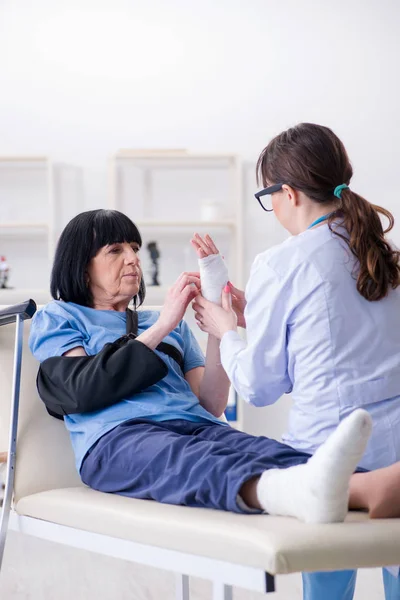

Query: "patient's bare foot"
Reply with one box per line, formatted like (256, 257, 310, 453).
(349, 462, 400, 518)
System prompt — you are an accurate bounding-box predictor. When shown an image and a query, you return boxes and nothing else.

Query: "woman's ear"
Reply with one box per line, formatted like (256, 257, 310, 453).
(282, 184, 300, 207)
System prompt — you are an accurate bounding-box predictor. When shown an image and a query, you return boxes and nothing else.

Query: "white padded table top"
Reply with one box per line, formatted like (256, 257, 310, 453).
(16, 487, 400, 575)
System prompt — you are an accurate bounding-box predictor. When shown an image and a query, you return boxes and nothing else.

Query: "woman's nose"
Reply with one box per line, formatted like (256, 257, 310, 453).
(125, 249, 139, 264)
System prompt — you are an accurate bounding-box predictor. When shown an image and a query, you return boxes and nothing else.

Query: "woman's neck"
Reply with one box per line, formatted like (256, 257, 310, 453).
(92, 299, 130, 312)
(296, 204, 337, 234)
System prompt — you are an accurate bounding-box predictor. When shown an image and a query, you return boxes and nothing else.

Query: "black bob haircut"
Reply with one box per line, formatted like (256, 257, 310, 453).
(50, 209, 146, 308)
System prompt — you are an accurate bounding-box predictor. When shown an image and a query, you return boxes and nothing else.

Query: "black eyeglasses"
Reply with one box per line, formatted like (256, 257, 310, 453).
(254, 183, 284, 212)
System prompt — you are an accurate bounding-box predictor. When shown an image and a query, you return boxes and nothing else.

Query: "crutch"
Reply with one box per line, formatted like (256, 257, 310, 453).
(0, 300, 37, 570)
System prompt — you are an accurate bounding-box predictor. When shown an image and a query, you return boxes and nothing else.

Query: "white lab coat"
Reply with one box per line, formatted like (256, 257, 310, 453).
(220, 223, 400, 471)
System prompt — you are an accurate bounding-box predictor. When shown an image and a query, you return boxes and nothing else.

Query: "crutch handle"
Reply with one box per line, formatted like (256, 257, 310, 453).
(0, 299, 37, 326)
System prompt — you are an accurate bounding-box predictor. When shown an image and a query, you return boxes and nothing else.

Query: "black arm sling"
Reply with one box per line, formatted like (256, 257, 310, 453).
(37, 308, 185, 420)
(125, 309, 184, 371)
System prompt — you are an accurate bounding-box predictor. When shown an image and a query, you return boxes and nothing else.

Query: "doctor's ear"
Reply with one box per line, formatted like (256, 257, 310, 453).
(282, 184, 300, 207)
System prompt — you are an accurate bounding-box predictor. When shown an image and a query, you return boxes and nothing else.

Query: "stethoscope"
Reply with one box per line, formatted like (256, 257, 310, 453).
(307, 213, 333, 230)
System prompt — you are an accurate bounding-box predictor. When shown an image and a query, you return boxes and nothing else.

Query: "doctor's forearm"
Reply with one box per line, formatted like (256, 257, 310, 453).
(199, 334, 231, 417)
(219, 331, 284, 406)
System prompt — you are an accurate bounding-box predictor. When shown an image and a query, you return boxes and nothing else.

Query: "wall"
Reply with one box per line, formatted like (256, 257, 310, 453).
(1, 0, 399, 234)
(0, 2, 399, 595)
(2, 0, 399, 433)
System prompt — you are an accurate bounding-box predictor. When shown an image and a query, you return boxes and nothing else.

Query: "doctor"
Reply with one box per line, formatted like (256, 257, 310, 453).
(191, 122, 400, 600)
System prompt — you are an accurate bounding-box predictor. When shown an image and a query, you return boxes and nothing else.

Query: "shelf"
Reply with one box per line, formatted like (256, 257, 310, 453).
(135, 220, 236, 228)
(0, 222, 49, 237)
(0, 156, 49, 162)
(116, 149, 189, 157)
(108, 148, 244, 293)
(0, 156, 49, 170)
(0, 222, 49, 228)
(113, 152, 238, 170)
(115, 151, 237, 160)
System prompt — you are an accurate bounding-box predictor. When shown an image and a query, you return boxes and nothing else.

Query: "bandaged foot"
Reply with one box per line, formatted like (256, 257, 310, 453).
(257, 409, 372, 523)
(199, 254, 229, 305)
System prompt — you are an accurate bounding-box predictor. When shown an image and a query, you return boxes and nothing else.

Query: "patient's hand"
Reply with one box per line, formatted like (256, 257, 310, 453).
(190, 233, 220, 258)
(159, 272, 201, 331)
(191, 233, 229, 305)
(190, 234, 246, 327)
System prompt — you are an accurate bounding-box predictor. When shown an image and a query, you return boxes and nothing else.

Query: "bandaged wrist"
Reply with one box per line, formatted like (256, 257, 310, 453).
(199, 254, 229, 305)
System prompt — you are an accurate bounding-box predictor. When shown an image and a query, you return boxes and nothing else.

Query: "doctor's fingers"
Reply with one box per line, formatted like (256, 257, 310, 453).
(194, 312, 210, 330)
(195, 319, 207, 332)
(194, 311, 204, 324)
(221, 288, 233, 311)
(192, 301, 206, 317)
(192, 295, 209, 311)
(228, 282, 245, 298)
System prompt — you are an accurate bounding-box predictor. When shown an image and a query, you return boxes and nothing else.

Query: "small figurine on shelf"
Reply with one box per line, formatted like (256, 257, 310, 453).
(0, 256, 10, 289)
(146, 242, 160, 286)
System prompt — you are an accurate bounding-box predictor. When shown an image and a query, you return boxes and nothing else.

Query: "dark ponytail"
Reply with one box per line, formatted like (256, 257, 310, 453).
(257, 123, 400, 301)
(332, 189, 400, 301)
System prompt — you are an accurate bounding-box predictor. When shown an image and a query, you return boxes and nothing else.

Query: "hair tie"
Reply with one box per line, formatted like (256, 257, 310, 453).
(333, 184, 349, 199)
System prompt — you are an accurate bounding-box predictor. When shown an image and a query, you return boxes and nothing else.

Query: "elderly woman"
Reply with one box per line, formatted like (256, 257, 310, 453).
(29, 209, 400, 523)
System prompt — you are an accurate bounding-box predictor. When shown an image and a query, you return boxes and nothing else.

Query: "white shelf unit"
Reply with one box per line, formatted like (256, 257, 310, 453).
(108, 150, 244, 426)
(0, 156, 83, 290)
(0, 157, 55, 258)
(131, 220, 237, 228)
(108, 150, 244, 288)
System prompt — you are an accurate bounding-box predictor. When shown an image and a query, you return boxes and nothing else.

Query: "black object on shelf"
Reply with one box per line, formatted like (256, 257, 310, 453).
(147, 241, 160, 286)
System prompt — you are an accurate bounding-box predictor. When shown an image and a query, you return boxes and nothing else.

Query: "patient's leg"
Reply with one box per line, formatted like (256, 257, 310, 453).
(81, 411, 372, 523)
(349, 462, 400, 518)
(253, 409, 372, 523)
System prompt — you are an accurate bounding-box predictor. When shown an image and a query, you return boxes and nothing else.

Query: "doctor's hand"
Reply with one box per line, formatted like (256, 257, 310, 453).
(227, 282, 247, 329)
(192, 286, 237, 340)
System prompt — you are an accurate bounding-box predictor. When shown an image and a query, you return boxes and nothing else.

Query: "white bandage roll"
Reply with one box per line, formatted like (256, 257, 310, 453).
(199, 253, 229, 305)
